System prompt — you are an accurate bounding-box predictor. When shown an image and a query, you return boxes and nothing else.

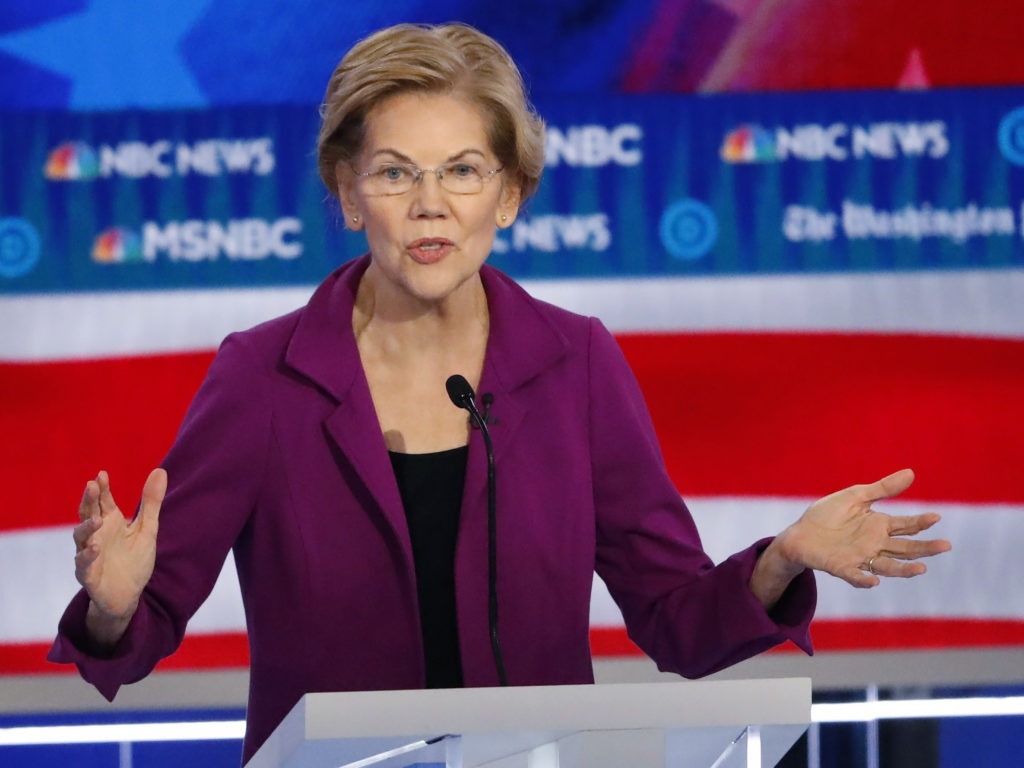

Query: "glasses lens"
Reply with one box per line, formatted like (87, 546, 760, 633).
(358, 163, 498, 195)
(358, 164, 414, 195)
(439, 163, 484, 195)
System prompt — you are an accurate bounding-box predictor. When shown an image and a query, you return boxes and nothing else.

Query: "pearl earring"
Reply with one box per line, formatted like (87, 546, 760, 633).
(500, 214, 508, 222)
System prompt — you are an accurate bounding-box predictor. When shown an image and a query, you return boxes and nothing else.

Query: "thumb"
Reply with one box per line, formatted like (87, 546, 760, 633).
(865, 468, 915, 502)
(137, 468, 167, 535)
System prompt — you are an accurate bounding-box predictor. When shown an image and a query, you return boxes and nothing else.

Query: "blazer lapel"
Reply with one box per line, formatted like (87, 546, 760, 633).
(322, 389, 410, 553)
(461, 266, 571, 513)
(283, 256, 412, 555)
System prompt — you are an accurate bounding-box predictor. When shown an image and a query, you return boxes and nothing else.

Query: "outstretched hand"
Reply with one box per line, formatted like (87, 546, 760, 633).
(73, 469, 166, 621)
(776, 468, 951, 589)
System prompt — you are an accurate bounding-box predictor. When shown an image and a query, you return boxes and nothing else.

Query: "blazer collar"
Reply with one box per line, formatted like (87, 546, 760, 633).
(283, 254, 571, 404)
(283, 256, 368, 402)
(478, 263, 570, 394)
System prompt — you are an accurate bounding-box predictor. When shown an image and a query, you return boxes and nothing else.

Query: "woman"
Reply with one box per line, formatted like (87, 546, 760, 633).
(50, 22, 950, 764)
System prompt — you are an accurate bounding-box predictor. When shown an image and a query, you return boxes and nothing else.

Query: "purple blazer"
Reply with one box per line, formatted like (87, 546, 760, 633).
(50, 256, 815, 763)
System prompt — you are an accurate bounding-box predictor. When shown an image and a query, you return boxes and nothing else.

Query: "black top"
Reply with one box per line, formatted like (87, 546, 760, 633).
(388, 445, 467, 688)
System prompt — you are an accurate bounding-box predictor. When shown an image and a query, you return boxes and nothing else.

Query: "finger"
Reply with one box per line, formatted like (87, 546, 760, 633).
(868, 555, 928, 579)
(72, 516, 103, 552)
(887, 512, 942, 536)
(863, 468, 915, 502)
(841, 564, 880, 589)
(74, 546, 100, 586)
(133, 468, 167, 535)
(879, 538, 952, 561)
(75, 545, 99, 568)
(78, 479, 100, 523)
(96, 471, 122, 519)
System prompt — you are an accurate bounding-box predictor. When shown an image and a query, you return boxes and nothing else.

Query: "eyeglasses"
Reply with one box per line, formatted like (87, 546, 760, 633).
(353, 161, 503, 196)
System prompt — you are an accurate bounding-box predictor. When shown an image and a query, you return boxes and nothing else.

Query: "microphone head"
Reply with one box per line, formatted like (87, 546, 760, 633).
(445, 374, 475, 410)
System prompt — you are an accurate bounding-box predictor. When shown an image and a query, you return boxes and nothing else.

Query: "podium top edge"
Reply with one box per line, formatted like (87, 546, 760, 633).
(297, 678, 811, 738)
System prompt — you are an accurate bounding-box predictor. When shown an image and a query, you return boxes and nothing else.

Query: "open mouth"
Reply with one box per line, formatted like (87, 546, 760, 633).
(408, 238, 454, 264)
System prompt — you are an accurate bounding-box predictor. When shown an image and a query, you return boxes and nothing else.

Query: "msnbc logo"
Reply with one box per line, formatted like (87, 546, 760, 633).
(720, 125, 776, 163)
(91, 218, 302, 263)
(45, 142, 101, 180)
(92, 228, 145, 264)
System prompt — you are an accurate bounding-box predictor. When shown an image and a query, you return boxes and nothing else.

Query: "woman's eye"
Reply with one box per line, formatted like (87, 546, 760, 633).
(448, 163, 477, 178)
(381, 166, 407, 181)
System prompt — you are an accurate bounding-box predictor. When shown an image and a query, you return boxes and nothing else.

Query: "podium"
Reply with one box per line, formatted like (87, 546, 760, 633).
(248, 678, 810, 768)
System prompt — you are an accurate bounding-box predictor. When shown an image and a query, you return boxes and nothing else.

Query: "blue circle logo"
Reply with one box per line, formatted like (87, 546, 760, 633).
(0, 218, 42, 278)
(998, 107, 1024, 166)
(659, 199, 719, 260)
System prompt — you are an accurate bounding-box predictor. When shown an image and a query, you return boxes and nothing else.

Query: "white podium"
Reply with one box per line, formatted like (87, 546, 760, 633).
(248, 679, 810, 768)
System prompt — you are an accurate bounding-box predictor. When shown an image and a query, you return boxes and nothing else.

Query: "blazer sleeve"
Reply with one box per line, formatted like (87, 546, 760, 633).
(47, 332, 269, 698)
(587, 317, 815, 678)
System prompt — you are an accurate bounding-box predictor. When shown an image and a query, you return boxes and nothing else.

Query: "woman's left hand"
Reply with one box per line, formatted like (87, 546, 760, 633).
(773, 468, 952, 589)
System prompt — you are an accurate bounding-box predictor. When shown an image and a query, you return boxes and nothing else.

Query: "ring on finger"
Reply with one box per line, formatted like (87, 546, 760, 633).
(866, 556, 878, 575)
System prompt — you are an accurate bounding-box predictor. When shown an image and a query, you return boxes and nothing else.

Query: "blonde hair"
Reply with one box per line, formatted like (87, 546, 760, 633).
(317, 23, 545, 203)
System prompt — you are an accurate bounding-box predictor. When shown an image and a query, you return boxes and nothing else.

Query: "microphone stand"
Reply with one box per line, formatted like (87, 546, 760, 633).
(446, 375, 508, 686)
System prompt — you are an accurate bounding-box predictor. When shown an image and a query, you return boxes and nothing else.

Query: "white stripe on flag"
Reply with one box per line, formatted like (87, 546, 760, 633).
(2, 268, 1022, 361)
(1, 527, 245, 644)
(2, 498, 1014, 643)
(592, 498, 1016, 625)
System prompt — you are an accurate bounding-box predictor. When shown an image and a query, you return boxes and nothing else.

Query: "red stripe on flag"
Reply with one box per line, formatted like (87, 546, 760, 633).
(589, 627, 645, 656)
(0, 352, 215, 532)
(807, 618, 1024, 652)
(590, 619, 1024, 659)
(3, 331, 1021, 533)
(10, 619, 1024, 675)
(617, 332, 1024, 504)
(3, 632, 250, 676)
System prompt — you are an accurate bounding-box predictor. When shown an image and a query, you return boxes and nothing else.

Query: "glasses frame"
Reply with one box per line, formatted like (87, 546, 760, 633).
(351, 161, 504, 196)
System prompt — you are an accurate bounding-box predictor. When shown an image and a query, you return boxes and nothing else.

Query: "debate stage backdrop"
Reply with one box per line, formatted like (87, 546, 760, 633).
(1, 0, 1023, 678)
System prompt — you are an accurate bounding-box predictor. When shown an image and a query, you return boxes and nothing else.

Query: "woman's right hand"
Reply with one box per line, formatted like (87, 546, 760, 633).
(73, 469, 166, 646)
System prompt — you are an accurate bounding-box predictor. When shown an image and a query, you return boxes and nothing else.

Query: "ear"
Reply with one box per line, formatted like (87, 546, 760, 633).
(335, 162, 365, 231)
(496, 179, 522, 229)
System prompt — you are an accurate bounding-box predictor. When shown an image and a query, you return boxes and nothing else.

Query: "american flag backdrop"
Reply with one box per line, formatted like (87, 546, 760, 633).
(2, 267, 1023, 674)
(2, 0, 1024, 682)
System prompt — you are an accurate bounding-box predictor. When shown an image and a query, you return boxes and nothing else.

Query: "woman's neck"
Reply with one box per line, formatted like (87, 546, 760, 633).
(352, 262, 491, 453)
(352, 266, 489, 357)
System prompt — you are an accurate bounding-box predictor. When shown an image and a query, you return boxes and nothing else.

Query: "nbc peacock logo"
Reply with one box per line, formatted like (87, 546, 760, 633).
(720, 124, 777, 163)
(44, 142, 101, 180)
(92, 228, 144, 264)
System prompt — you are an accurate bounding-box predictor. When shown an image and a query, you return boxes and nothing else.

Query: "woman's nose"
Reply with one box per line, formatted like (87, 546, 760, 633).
(409, 171, 449, 218)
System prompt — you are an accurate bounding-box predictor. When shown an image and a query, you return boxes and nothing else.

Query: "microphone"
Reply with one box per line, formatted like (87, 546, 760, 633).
(445, 374, 507, 687)
(445, 374, 481, 419)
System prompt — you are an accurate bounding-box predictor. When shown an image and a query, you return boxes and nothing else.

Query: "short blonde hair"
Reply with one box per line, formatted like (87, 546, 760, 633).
(317, 23, 545, 203)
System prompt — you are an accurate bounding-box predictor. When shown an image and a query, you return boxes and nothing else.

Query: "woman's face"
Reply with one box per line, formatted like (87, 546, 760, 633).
(337, 91, 520, 308)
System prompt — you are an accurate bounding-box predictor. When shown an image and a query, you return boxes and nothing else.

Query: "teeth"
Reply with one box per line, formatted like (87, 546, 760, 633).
(419, 243, 442, 250)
